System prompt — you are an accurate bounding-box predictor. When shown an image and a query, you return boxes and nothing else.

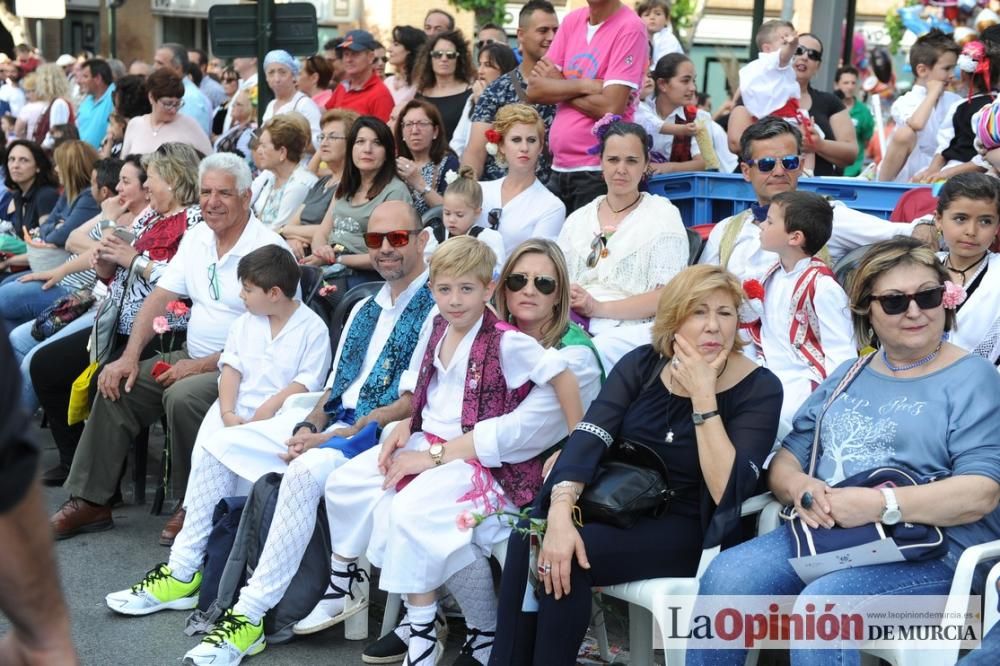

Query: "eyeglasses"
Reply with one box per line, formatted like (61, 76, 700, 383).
(476, 39, 499, 49)
(318, 133, 346, 142)
(869, 286, 944, 316)
(431, 50, 459, 60)
(208, 262, 220, 301)
(222, 77, 238, 83)
(505, 273, 557, 295)
(586, 233, 608, 268)
(158, 99, 185, 110)
(402, 120, 434, 131)
(487, 208, 502, 230)
(795, 45, 822, 62)
(745, 155, 801, 173)
(363, 229, 420, 249)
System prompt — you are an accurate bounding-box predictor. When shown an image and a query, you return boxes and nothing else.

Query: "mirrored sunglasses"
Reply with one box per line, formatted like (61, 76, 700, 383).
(746, 155, 801, 173)
(363, 229, 419, 249)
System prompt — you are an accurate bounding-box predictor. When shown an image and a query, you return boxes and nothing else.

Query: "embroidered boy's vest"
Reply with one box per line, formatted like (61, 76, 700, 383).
(324, 284, 435, 421)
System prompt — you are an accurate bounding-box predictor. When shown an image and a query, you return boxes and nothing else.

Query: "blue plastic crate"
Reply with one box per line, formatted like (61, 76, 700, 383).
(646, 173, 921, 227)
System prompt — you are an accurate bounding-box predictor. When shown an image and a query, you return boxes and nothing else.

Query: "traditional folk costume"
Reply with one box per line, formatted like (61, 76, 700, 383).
(885, 85, 963, 183)
(167, 273, 437, 625)
(557, 192, 688, 371)
(700, 201, 922, 283)
(739, 50, 817, 138)
(939, 251, 1000, 366)
(742, 257, 857, 437)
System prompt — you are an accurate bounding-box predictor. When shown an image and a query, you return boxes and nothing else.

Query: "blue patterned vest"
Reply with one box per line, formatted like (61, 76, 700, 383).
(324, 283, 435, 422)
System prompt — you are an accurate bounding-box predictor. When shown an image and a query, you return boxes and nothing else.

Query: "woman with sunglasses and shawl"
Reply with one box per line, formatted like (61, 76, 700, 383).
(690, 237, 1000, 666)
(414, 29, 473, 141)
(306, 116, 411, 288)
(556, 120, 688, 371)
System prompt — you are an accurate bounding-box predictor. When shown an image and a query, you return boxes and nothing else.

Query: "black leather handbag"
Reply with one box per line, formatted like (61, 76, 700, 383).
(577, 439, 676, 529)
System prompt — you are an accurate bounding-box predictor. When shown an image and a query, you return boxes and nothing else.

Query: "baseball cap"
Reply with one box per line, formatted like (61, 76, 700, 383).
(337, 30, 377, 52)
(56, 54, 76, 67)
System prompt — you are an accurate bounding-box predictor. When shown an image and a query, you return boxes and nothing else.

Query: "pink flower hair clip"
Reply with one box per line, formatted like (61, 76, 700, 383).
(941, 280, 966, 309)
(586, 113, 622, 155)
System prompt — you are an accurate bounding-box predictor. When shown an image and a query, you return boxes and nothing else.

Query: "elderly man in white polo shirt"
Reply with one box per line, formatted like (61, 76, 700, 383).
(51, 153, 294, 540)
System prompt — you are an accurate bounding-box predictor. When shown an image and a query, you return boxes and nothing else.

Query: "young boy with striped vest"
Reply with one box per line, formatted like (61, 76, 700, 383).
(320, 236, 584, 666)
(743, 191, 856, 437)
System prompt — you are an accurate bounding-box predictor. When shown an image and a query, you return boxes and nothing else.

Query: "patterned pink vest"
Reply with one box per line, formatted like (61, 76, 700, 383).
(410, 309, 539, 506)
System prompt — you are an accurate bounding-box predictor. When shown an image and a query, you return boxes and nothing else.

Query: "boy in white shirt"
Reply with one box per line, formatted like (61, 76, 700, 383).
(878, 29, 961, 182)
(747, 191, 856, 437)
(738, 20, 819, 174)
(638, 0, 683, 66)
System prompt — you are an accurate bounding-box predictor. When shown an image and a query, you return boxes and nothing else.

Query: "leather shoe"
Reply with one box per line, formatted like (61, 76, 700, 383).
(51, 497, 113, 540)
(159, 507, 186, 546)
(41, 463, 70, 487)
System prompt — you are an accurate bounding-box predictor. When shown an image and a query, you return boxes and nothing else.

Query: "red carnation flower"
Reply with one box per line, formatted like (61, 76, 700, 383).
(743, 279, 765, 301)
(685, 105, 699, 118)
(484, 129, 501, 144)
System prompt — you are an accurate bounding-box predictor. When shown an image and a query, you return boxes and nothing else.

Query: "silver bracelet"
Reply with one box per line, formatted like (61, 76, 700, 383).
(131, 254, 151, 277)
(551, 480, 581, 501)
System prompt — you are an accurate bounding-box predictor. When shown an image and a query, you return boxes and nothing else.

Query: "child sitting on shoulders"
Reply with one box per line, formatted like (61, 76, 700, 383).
(878, 29, 961, 182)
(191, 244, 331, 463)
(738, 20, 817, 174)
(745, 191, 856, 437)
(426, 165, 506, 277)
(313, 236, 583, 666)
(638, 0, 683, 66)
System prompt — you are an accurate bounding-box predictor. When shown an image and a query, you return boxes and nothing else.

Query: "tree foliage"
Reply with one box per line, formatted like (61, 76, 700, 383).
(448, 0, 507, 29)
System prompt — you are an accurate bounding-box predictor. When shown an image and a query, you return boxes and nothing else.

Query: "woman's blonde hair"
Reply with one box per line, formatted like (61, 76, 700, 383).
(142, 142, 202, 207)
(321, 108, 359, 133)
(429, 235, 495, 286)
(493, 103, 545, 142)
(54, 140, 98, 203)
(34, 63, 71, 102)
(650, 265, 746, 358)
(494, 239, 571, 349)
(848, 237, 955, 348)
(260, 112, 311, 163)
(444, 164, 482, 209)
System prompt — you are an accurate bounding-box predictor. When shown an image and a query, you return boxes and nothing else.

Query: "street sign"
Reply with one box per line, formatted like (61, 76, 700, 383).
(209, 3, 319, 58)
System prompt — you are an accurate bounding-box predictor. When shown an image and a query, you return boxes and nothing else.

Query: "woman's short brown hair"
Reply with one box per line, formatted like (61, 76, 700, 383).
(145, 68, 184, 100)
(848, 237, 955, 349)
(260, 112, 311, 163)
(395, 98, 450, 163)
(650, 265, 746, 358)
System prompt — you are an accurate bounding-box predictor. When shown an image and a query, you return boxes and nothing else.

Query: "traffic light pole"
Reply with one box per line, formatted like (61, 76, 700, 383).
(256, 0, 273, 124)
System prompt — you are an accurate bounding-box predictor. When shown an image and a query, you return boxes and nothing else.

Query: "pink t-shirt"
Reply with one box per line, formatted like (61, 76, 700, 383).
(545, 4, 648, 171)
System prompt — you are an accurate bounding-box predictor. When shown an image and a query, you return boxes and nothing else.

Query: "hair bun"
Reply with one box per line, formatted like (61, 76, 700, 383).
(457, 164, 476, 180)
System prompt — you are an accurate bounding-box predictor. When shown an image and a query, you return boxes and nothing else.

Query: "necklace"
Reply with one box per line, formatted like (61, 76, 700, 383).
(664, 357, 729, 443)
(882, 342, 942, 373)
(945, 251, 988, 285)
(607, 192, 642, 214)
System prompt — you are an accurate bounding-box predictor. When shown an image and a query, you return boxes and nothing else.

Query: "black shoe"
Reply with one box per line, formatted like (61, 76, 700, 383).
(451, 628, 494, 666)
(41, 463, 70, 486)
(362, 632, 407, 664)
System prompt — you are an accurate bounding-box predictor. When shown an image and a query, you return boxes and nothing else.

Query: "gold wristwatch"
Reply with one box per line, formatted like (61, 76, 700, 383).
(429, 443, 445, 466)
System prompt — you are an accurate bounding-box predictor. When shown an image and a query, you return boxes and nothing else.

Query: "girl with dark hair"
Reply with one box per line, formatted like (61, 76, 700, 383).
(450, 42, 518, 156)
(414, 29, 474, 141)
(307, 116, 411, 286)
(556, 120, 689, 370)
(385, 25, 427, 106)
(394, 99, 459, 215)
(637, 53, 737, 173)
(0, 139, 59, 276)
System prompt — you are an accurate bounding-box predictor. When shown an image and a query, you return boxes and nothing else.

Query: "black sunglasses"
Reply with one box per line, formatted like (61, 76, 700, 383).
(487, 208, 502, 230)
(363, 229, 420, 249)
(477, 39, 498, 49)
(431, 50, 459, 60)
(586, 233, 608, 269)
(795, 45, 822, 62)
(745, 154, 801, 173)
(869, 286, 944, 316)
(505, 273, 557, 295)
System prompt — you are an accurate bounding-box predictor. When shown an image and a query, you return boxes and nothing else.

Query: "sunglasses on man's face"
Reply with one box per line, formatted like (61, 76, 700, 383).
(477, 39, 498, 49)
(869, 286, 945, 316)
(745, 155, 801, 173)
(505, 273, 557, 295)
(363, 229, 419, 249)
(795, 45, 822, 62)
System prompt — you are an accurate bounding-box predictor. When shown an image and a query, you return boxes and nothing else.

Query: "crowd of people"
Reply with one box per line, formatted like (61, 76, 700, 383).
(2, 1, 1000, 665)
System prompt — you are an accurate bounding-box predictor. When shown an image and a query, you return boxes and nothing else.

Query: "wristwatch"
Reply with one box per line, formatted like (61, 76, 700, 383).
(421, 183, 433, 195)
(292, 420, 318, 435)
(691, 410, 720, 425)
(880, 488, 902, 525)
(429, 443, 445, 466)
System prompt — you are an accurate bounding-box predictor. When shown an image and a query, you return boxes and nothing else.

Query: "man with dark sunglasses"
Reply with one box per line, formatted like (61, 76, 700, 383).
(700, 117, 938, 282)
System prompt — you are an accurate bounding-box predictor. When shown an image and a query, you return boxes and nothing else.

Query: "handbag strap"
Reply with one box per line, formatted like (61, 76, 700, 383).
(805, 351, 877, 477)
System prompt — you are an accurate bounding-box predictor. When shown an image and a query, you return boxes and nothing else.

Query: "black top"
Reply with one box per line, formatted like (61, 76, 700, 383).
(0, 334, 38, 512)
(6, 183, 59, 237)
(942, 93, 994, 163)
(548, 345, 783, 548)
(805, 86, 848, 177)
(418, 89, 473, 142)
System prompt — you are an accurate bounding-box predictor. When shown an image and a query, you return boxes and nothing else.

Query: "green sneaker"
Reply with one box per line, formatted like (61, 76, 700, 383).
(105, 563, 202, 616)
(183, 610, 265, 666)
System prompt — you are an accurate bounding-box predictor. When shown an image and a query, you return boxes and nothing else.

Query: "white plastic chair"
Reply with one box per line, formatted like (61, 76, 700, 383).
(984, 559, 1000, 637)
(598, 492, 777, 666)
